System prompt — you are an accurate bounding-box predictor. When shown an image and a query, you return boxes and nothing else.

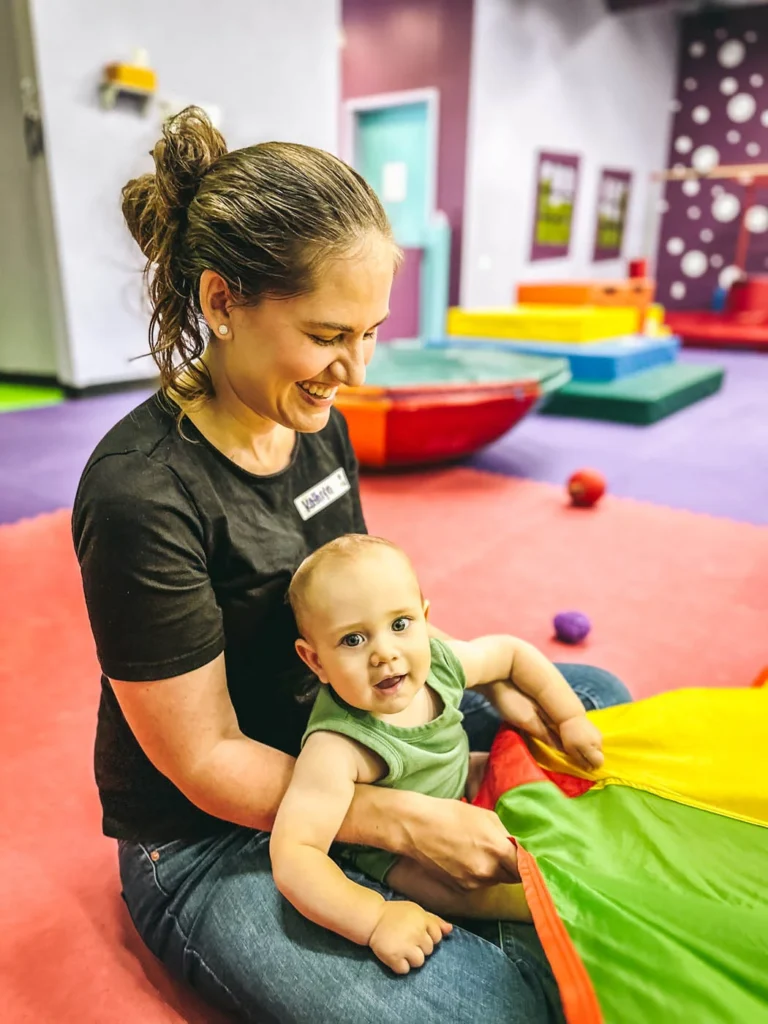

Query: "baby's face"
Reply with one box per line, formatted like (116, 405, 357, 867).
(297, 547, 431, 716)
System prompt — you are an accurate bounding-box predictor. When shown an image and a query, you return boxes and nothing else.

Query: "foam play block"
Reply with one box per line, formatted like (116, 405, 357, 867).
(517, 279, 655, 310)
(427, 334, 679, 383)
(540, 363, 725, 425)
(446, 305, 639, 343)
(665, 311, 768, 352)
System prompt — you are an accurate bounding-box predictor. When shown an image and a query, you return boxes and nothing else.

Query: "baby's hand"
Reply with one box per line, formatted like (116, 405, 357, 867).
(369, 900, 452, 974)
(558, 715, 604, 771)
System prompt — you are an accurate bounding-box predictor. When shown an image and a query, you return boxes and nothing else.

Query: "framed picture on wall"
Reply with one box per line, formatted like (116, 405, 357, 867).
(593, 169, 632, 261)
(530, 151, 581, 261)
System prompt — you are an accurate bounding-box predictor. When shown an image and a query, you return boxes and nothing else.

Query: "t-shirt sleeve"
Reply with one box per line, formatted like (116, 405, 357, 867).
(73, 452, 224, 682)
(334, 409, 367, 535)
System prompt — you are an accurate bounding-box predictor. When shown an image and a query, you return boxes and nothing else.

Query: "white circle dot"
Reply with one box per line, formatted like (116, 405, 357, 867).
(711, 254, 724, 269)
(692, 105, 711, 125)
(675, 136, 693, 155)
(745, 205, 768, 233)
(692, 145, 720, 173)
(716, 28, 728, 41)
(700, 228, 714, 243)
(670, 282, 686, 300)
(684, 78, 698, 91)
(719, 266, 743, 290)
(747, 142, 761, 157)
(682, 179, 700, 197)
(727, 129, 741, 144)
(727, 93, 757, 123)
(746, 31, 758, 44)
(719, 39, 746, 68)
(657, 199, 669, 213)
(762, 111, 768, 127)
(751, 74, 764, 88)
(667, 237, 685, 256)
(720, 77, 739, 96)
(689, 41, 706, 58)
(687, 206, 702, 220)
(681, 251, 708, 278)
(712, 192, 741, 223)
(670, 99, 682, 113)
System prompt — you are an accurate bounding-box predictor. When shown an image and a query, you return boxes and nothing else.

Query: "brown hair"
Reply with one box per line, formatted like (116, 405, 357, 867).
(288, 534, 415, 637)
(121, 106, 397, 407)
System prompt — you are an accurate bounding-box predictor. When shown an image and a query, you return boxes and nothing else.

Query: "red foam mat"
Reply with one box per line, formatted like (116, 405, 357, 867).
(1, 477, 766, 1020)
(665, 310, 768, 351)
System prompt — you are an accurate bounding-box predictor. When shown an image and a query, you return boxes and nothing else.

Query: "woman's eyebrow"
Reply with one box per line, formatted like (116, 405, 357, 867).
(304, 313, 391, 333)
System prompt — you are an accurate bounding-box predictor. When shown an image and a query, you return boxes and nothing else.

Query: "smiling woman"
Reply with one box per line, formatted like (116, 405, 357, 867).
(69, 106, 626, 1024)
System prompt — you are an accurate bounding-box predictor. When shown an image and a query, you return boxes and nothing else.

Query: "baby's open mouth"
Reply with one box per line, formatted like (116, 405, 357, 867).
(375, 675, 405, 691)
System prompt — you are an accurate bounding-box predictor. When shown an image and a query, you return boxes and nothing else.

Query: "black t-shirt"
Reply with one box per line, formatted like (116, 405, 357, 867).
(72, 395, 366, 840)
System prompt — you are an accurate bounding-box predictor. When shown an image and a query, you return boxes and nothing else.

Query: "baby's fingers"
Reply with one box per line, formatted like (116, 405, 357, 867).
(427, 915, 453, 943)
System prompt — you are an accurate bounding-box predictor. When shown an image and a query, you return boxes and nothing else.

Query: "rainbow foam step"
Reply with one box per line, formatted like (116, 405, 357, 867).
(446, 305, 639, 343)
(428, 334, 680, 383)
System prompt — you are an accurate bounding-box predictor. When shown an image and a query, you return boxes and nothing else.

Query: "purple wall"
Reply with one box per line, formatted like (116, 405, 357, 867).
(342, 0, 474, 306)
(657, 8, 768, 310)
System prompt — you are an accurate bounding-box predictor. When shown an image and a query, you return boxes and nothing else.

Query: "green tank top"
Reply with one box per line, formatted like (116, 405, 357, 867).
(302, 637, 469, 882)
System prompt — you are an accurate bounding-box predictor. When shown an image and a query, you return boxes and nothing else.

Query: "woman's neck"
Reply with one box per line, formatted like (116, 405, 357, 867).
(186, 353, 295, 476)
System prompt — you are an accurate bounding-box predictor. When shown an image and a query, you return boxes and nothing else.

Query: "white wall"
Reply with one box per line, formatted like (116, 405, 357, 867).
(27, 0, 341, 388)
(0, 0, 69, 378)
(461, 0, 678, 307)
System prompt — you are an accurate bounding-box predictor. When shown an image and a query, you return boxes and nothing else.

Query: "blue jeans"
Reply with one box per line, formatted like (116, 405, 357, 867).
(118, 665, 630, 1023)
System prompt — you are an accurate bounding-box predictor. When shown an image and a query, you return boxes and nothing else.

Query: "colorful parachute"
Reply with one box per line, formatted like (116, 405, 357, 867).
(475, 688, 768, 1024)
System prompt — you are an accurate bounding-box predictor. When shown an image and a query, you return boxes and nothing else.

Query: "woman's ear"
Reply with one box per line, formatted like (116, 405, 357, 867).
(295, 638, 330, 684)
(199, 269, 235, 333)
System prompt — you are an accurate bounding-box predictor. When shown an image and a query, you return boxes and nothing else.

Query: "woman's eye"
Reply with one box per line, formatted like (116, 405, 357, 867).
(341, 633, 365, 648)
(392, 617, 410, 633)
(310, 334, 343, 346)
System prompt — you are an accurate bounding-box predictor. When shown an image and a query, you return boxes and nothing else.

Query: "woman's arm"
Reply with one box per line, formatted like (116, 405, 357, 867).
(111, 653, 520, 885)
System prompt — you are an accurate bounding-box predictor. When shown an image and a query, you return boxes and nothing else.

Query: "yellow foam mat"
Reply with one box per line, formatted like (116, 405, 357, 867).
(447, 305, 639, 343)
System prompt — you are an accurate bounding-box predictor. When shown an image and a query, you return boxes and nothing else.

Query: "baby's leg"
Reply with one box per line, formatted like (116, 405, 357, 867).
(387, 857, 532, 923)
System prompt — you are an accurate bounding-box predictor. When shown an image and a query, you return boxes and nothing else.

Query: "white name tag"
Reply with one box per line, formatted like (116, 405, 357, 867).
(294, 468, 351, 521)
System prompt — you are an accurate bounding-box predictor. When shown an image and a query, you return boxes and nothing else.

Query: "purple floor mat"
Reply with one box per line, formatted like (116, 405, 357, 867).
(0, 350, 766, 526)
(0, 390, 150, 524)
(469, 350, 768, 525)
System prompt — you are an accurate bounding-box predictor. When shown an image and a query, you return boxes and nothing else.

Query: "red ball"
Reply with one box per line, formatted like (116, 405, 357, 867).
(567, 468, 606, 507)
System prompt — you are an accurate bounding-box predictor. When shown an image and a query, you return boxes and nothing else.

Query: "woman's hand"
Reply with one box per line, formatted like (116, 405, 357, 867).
(400, 793, 520, 892)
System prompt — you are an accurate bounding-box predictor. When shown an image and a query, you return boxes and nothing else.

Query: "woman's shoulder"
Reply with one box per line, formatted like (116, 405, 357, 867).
(74, 394, 192, 516)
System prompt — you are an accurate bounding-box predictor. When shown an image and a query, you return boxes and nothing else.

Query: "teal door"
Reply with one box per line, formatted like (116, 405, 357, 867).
(356, 102, 431, 248)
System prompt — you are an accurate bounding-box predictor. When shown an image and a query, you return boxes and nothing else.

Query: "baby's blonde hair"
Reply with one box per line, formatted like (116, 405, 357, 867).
(288, 534, 414, 638)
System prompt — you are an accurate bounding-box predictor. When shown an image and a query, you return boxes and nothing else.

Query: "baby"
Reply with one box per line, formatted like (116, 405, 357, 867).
(271, 535, 603, 975)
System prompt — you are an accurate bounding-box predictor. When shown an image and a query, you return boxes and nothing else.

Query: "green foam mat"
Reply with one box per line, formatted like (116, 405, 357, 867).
(0, 383, 65, 414)
(540, 363, 724, 425)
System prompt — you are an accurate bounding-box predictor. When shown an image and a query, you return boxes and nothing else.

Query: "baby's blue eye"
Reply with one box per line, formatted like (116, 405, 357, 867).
(341, 632, 365, 648)
(392, 617, 410, 633)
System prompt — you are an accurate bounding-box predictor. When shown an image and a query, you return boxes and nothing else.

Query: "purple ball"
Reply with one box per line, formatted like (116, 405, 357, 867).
(553, 611, 591, 644)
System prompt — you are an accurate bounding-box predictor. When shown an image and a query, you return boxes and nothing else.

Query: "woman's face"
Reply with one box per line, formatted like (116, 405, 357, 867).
(219, 233, 395, 433)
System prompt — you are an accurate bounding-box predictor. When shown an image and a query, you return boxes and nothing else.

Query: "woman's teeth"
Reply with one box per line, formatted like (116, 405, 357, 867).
(298, 381, 337, 399)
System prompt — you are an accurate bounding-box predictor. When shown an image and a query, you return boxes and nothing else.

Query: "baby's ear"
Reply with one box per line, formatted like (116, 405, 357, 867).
(295, 638, 329, 684)
(423, 598, 431, 620)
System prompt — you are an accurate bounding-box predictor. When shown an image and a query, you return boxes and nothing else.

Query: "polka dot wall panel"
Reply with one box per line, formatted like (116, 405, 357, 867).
(658, 11, 768, 310)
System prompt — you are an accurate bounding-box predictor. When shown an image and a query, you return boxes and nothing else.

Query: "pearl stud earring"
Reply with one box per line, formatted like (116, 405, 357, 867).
(218, 324, 229, 336)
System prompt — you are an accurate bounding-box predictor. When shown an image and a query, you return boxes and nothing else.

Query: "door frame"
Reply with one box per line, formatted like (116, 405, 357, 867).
(341, 87, 440, 224)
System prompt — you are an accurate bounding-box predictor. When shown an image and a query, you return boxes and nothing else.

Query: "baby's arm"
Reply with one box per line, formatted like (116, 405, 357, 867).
(270, 731, 451, 974)
(449, 636, 604, 770)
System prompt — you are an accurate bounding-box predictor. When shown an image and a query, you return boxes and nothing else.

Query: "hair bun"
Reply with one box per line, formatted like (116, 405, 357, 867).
(122, 106, 227, 261)
(153, 106, 227, 213)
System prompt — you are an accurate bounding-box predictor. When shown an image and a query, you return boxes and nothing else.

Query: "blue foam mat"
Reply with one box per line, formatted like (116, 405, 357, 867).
(428, 334, 680, 382)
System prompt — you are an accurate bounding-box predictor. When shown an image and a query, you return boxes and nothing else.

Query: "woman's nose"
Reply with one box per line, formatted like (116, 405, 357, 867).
(332, 339, 369, 388)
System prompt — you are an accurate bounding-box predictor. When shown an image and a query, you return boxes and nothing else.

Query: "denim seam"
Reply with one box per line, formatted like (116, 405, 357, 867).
(138, 843, 173, 898)
(162, 903, 248, 1018)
